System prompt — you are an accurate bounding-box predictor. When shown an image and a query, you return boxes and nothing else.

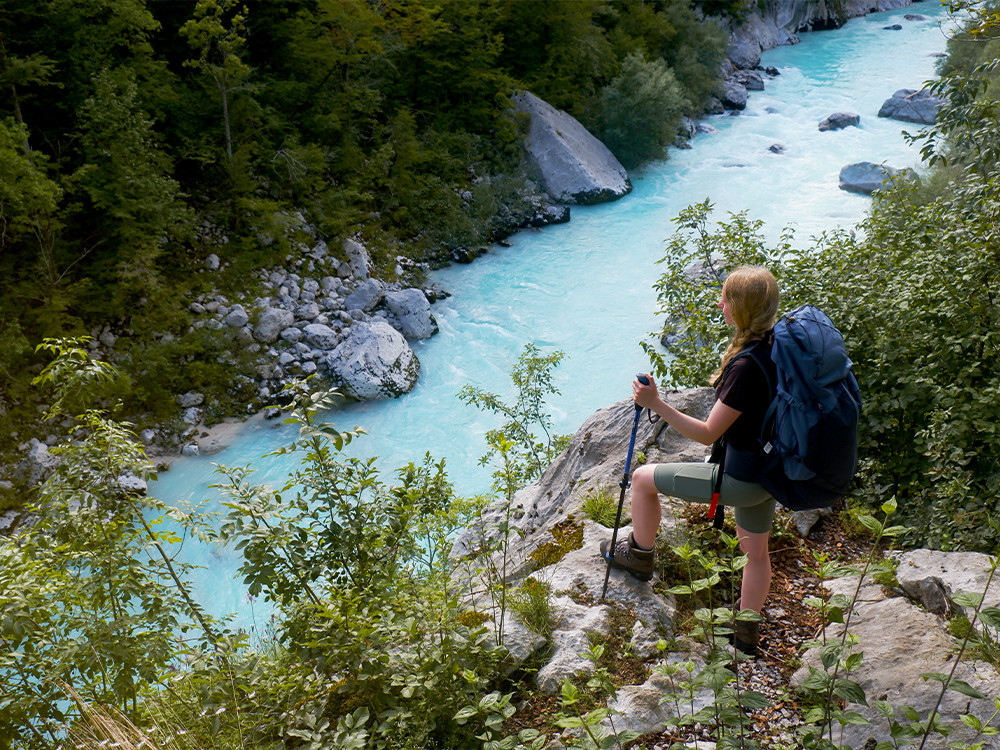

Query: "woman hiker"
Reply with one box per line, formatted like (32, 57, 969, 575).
(600, 265, 779, 656)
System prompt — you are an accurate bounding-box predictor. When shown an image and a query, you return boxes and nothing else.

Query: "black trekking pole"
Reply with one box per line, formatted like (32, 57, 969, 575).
(600, 374, 648, 602)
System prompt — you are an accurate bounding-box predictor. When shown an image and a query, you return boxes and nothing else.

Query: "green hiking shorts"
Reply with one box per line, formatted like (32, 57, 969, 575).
(652, 462, 775, 534)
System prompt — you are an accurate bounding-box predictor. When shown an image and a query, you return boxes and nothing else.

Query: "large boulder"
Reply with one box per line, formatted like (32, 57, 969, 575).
(839, 161, 916, 195)
(451, 387, 715, 571)
(878, 88, 944, 124)
(325, 320, 420, 400)
(512, 90, 631, 205)
(384, 288, 437, 340)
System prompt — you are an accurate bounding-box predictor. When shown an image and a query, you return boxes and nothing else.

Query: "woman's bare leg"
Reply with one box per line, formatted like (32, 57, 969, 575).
(737, 526, 771, 612)
(628, 465, 661, 549)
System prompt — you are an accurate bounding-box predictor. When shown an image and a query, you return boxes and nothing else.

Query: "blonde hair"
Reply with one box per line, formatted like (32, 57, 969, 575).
(710, 266, 779, 386)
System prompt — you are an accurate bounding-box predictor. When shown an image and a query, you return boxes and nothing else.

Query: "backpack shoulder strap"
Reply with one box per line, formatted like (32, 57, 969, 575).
(729, 335, 775, 397)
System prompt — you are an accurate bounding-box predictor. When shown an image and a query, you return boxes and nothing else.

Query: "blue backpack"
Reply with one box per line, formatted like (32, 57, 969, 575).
(711, 304, 861, 516)
(751, 304, 862, 510)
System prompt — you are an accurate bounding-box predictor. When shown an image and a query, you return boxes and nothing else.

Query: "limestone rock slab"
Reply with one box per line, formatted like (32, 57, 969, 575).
(513, 90, 631, 205)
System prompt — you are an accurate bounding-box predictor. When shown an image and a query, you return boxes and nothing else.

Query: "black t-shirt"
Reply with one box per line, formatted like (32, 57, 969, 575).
(716, 342, 775, 453)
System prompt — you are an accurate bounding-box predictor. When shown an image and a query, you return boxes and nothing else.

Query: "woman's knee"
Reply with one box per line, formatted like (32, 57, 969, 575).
(738, 529, 770, 562)
(632, 464, 658, 495)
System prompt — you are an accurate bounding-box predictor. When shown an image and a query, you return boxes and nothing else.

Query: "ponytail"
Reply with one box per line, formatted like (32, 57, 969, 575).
(710, 266, 779, 386)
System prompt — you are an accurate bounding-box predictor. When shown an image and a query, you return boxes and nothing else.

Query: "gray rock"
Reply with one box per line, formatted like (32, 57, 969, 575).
(254, 307, 295, 343)
(344, 278, 385, 313)
(769, 143, 786, 154)
(727, 37, 762, 69)
(894, 549, 1000, 629)
(452, 388, 715, 565)
(98, 329, 116, 348)
(181, 443, 200, 457)
(206, 253, 220, 270)
(296, 301, 320, 321)
(303, 323, 340, 350)
(343, 237, 371, 280)
(537, 522, 676, 630)
(139, 428, 157, 445)
(177, 391, 204, 408)
(224, 307, 249, 328)
(878, 88, 943, 125)
(116, 473, 147, 494)
(384, 288, 438, 340)
(791, 596, 1000, 749)
(0, 510, 18, 533)
(535, 595, 612, 692)
(512, 90, 631, 205)
(604, 656, 715, 739)
(27, 439, 61, 485)
(325, 320, 420, 400)
(183, 407, 202, 425)
(188, 302, 206, 314)
(527, 203, 571, 227)
(839, 161, 916, 195)
(791, 508, 822, 537)
(280, 326, 304, 343)
(721, 80, 748, 110)
(734, 69, 765, 91)
(818, 111, 860, 131)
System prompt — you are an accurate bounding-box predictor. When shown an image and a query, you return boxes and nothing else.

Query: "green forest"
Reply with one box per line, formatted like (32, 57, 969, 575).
(3, 0, 1000, 747)
(0, 0, 727, 455)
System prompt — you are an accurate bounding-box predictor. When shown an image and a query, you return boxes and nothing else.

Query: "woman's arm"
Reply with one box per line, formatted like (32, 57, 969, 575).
(633, 375, 741, 446)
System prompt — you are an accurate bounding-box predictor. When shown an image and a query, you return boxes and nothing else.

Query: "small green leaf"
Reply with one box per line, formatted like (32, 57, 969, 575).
(921, 673, 988, 699)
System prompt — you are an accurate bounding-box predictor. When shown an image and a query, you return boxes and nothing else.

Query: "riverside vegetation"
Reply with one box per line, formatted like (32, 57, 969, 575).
(4, 1, 1000, 749)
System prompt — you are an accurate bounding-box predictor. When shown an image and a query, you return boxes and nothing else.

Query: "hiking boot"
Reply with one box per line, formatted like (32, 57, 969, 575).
(733, 617, 760, 657)
(600, 532, 654, 582)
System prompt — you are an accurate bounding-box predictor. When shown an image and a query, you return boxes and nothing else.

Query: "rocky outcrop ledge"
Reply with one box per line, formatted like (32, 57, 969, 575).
(451, 388, 1000, 747)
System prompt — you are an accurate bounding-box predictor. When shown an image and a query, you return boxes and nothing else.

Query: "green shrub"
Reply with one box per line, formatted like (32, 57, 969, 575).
(581, 484, 626, 528)
(509, 578, 554, 638)
(598, 52, 689, 169)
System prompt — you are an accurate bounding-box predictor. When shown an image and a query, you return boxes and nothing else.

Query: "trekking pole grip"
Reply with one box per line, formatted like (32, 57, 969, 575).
(635, 373, 649, 412)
